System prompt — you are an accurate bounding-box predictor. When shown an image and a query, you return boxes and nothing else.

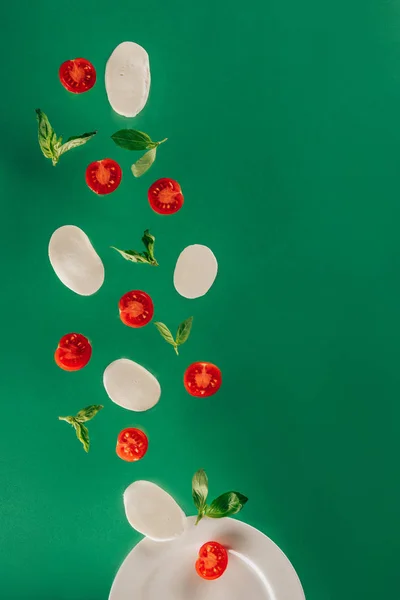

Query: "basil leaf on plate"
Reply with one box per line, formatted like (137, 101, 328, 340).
(206, 492, 248, 518)
(176, 317, 193, 347)
(131, 147, 157, 177)
(192, 468, 209, 514)
(75, 404, 103, 422)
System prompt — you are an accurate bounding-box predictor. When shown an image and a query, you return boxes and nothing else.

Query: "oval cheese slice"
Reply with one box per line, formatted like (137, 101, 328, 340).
(105, 41, 150, 117)
(103, 358, 161, 412)
(174, 244, 218, 299)
(48, 225, 104, 296)
(123, 481, 186, 541)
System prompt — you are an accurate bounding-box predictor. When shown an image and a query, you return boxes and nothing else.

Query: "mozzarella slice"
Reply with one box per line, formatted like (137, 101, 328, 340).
(48, 225, 104, 296)
(123, 481, 186, 541)
(174, 244, 218, 299)
(103, 358, 161, 412)
(105, 41, 150, 117)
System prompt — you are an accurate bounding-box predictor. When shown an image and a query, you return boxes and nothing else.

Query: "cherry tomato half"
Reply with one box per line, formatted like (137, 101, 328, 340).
(116, 428, 148, 462)
(184, 362, 222, 397)
(195, 541, 228, 580)
(86, 159, 122, 195)
(54, 333, 92, 371)
(119, 290, 154, 328)
(59, 58, 96, 93)
(148, 178, 184, 215)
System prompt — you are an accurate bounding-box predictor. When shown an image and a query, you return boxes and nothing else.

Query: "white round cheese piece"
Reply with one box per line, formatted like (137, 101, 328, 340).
(123, 481, 186, 542)
(105, 41, 150, 118)
(103, 358, 161, 412)
(173, 244, 218, 299)
(48, 225, 104, 296)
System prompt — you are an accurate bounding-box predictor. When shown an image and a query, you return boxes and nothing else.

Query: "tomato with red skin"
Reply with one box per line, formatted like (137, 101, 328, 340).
(86, 159, 122, 195)
(59, 58, 96, 93)
(119, 290, 154, 328)
(54, 333, 92, 371)
(184, 362, 222, 397)
(116, 428, 148, 462)
(148, 178, 184, 215)
(195, 541, 228, 580)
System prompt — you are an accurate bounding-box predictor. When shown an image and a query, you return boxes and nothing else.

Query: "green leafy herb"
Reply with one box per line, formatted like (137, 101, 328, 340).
(59, 404, 103, 453)
(111, 229, 158, 266)
(131, 147, 157, 177)
(154, 316, 193, 355)
(111, 129, 167, 151)
(35, 109, 96, 166)
(192, 469, 248, 525)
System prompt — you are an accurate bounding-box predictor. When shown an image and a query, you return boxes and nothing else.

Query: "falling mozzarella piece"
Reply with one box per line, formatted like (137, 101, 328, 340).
(123, 481, 186, 542)
(48, 225, 104, 296)
(105, 41, 150, 117)
(103, 358, 161, 412)
(174, 244, 218, 299)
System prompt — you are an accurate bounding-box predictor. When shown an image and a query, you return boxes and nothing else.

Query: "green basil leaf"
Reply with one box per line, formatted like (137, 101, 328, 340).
(154, 322, 177, 348)
(142, 230, 157, 263)
(36, 109, 60, 164)
(58, 131, 97, 157)
(192, 469, 208, 511)
(205, 491, 248, 519)
(131, 147, 157, 177)
(111, 247, 150, 264)
(176, 317, 193, 347)
(75, 404, 103, 423)
(58, 415, 76, 425)
(111, 129, 154, 151)
(73, 422, 90, 453)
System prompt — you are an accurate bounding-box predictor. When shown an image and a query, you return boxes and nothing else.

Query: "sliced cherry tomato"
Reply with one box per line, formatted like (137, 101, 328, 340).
(59, 58, 96, 93)
(184, 362, 222, 397)
(195, 541, 228, 580)
(116, 427, 148, 462)
(148, 178, 184, 215)
(119, 290, 154, 328)
(86, 159, 122, 195)
(54, 333, 92, 371)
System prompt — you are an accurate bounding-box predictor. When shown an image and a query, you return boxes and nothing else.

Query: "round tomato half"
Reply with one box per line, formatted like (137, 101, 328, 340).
(195, 541, 228, 580)
(86, 159, 122, 195)
(119, 290, 154, 328)
(59, 58, 96, 93)
(54, 333, 92, 371)
(116, 428, 148, 462)
(148, 178, 184, 215)
(184, 362, 222, 397)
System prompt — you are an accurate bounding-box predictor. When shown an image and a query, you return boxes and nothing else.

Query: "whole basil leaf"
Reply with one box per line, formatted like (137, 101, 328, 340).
(73, 422, 90, 453)
(154, 322, 176, 349)
(176, 317, 193, 347)
(142, 230, 156, 261)
(111, 247, 151, 264)
(111, 129, 153, 151)
(205, 492, 248, 518)
(111, 229, 158, 266)
(58, 131, 97, 157)
(131, 147, 157, 177)
(36, 109, 60, 165)
(192, 469, 208, 512)
(75, 404, 103, 423)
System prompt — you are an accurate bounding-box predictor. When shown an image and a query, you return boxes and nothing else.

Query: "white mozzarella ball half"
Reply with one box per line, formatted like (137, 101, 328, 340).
(48, 225, 104, 296)
(173, 244, 218, 299)
(103, 358, 161, 412)
(105, 41, 150, 117)
(123, 481, 186, 542)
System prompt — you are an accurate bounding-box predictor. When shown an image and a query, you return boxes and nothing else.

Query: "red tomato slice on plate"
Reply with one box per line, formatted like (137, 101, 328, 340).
(86, 159, 122, 195)
(116, 428, 148, 462)
(184, 362, 222, 397)
(195, 541, 228, 580)
(119, 290, 154, 328)
(59, 58, 96, 93)
(54, 333, 92, 371)
(148, 178, 184, 215)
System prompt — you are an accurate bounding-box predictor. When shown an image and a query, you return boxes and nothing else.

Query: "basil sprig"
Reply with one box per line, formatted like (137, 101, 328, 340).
(192, 468, 248, 525)
(59, 405, 103, 453)
(111, 229, 158, 266)
(36, 109, 96, 166)
(154, 316, 193, 355)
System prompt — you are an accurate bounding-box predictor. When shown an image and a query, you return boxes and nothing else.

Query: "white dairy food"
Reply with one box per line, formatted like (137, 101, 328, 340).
(105, 42, 150, 117)
(48, 225, 104, 296)
(103, 358, 161, 412)
(173, 244, 218, 299)
(123, 481, 186, 541)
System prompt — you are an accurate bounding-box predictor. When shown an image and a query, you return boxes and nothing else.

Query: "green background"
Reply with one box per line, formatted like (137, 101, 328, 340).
(1, 0, 400, 598)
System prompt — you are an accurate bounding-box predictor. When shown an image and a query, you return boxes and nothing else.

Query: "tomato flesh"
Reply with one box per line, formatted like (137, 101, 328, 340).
(116, 428, 148, 462)
(119, 290, 154, 328)
(184, 362, 222, 397)
(195, 541, 228, 580)
(59, 58, 96, 93)
(148, 178, 184, 215)
(86, 159, 122, 195)
(54, 333, 92, 371)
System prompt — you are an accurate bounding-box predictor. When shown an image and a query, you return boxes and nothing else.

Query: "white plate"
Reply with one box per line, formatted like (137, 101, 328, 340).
(109, 517, 305, 600)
